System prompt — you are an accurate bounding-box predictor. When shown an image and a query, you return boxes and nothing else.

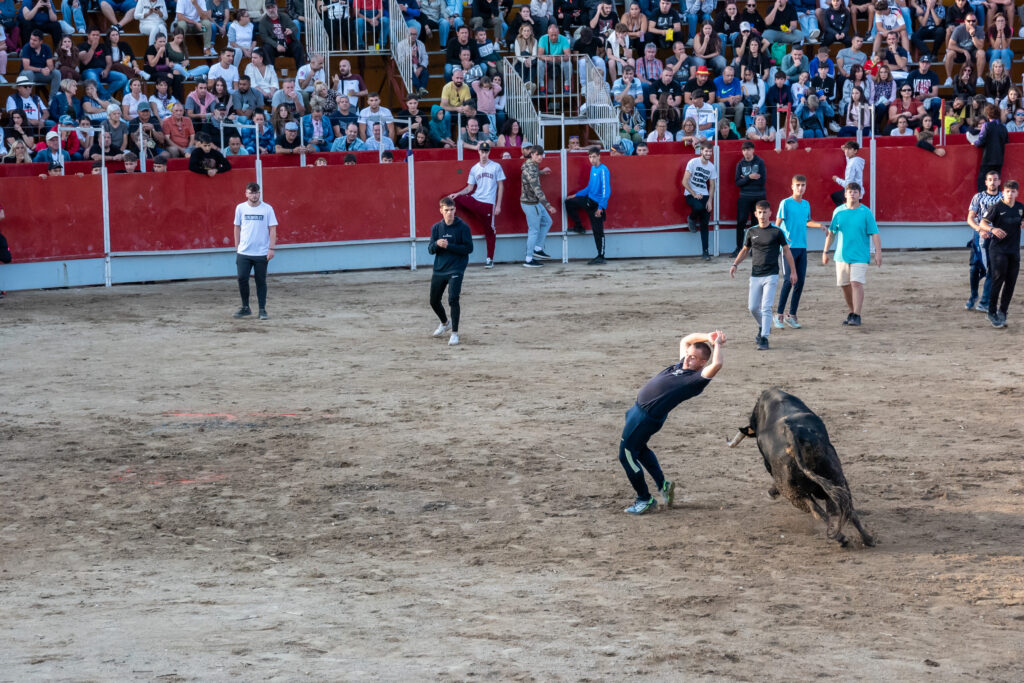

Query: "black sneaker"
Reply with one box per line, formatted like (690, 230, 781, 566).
(702, 251, 712, 261)
(570, 224, 586, 234)
(588, 255, 606, 265)
(730, 249, 740, 258)
(842, 313, 853, 325)
(233, 306, 252, 318)
(523, 259, 543, 268)
(988, 312, 1005, 328)
(848, 314, 862, 326)
(258, 309, 269, 320)
(532, 249, 553, 260)
(687, 217, 698, 233)
(998, 312, 1008, 326)
(757, 335, 770, 350)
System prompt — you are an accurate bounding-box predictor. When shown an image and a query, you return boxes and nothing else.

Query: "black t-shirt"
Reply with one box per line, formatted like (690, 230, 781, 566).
(767, 3, 797, 31)
(683, 77, 712, 97)
(78, 42, 109, 71)
(572, 35, 601, 58)
(811, 75, 837, 101)
(652, 9, 681, 32)
(946, 2, 970, 27)
(636, 365, 711, 420)
(744, 224, 789, 276)
(276, 133, 302, 150)
(652, 79, 682, 100)
(906, 69, 939, 98)
(983, 200, 1023, 254)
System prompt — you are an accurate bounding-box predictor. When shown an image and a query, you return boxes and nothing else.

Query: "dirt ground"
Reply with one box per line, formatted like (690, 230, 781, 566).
(1, 249, 1022, 681)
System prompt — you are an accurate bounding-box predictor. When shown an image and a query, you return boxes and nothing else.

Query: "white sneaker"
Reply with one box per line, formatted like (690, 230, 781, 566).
(943, 77, 953, 87)
(828, 121, 841, 133)
(432, 321, 451, 337)
(809, 28, 821, 41)
(485, 258, 494, 268)
(0, 74, 7, 84)
(448, 332, 460, 345)
(976, 77, 985, 87)
(1019, 27, 1024, 38)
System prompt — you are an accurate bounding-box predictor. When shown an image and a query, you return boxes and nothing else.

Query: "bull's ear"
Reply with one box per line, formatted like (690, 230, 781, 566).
(741, 426, 756, 437)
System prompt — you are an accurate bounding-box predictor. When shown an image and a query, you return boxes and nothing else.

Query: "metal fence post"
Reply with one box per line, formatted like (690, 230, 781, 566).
(560, 147, 568, 263)
(408, 131, 417, 271)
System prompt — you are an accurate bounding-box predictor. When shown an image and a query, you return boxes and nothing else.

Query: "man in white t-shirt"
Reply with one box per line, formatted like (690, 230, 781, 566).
(233, 182, 278, 320)
(447, 141, 506, 268)
(296, 53, 327, 98)
(682, 141, 718, 261)
(208, 49, 241, 93)
(357, 92, 395, 141)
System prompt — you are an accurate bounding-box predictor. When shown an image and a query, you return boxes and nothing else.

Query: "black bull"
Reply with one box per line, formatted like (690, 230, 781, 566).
(728, 388, 876, 547)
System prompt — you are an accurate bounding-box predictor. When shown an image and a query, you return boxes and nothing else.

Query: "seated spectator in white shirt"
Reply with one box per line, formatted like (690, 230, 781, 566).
(296, 53, 327, 99)
(358, 91, 395, 140)
(207, 49, 240, 92)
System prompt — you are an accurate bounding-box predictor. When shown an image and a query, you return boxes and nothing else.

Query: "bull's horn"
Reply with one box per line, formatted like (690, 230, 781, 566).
(727, 430, 747, 447)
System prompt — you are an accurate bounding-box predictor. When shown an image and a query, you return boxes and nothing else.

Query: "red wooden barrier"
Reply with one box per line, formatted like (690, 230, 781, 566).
(1, 174, 104, 262)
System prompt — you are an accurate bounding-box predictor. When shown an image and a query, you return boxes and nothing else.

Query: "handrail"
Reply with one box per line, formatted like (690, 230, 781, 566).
(501, 57, 541, 146)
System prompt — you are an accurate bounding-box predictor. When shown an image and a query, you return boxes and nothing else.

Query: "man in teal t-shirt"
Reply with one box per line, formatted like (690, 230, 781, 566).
(775, 174, 827, 329)
(823, 182, 881, 327)
(538, 24, 572, 94)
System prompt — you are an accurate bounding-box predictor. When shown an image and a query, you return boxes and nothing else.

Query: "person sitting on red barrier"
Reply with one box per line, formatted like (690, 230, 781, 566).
(242, 109, 275, 154)
(300, 105, 334, 151)
(189, 131, 232, 175)
(364, 121, 396, 151)
(161, 101, 195, 157)
(275, 120, 310, 154)
(447, 141, 505, 268)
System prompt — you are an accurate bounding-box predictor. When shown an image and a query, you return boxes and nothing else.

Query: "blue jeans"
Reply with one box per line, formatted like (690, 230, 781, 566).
(987, 49, 1013, 70)
(969, 3, 985, 25)
(798, 12, 818, 36)
(356, 11, 389, 48)
(777, 247, 807, 316)
(60, 0, 85, 32)
(683, 12, 712, 40)
(411, 66, 429, 90)
(978, 236, 994, 305)
(522, 202, 553, 261)
(173, 63, 210, 80)
(802, 128, 825, 138)
(618, 403, 667, 500)
(437, 16, 464, 46)
(82, 67, 128, 99)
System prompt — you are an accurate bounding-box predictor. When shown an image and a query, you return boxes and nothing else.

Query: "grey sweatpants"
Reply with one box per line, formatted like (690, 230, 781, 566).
(749, 274, 779, 338)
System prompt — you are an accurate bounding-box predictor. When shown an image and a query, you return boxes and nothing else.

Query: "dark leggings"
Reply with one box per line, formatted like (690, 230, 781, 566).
(735, 195, 764, 250)
(429, 270, 464, 331)
(236, 253, 268, 309)
(777, 247, 807, 315)
(686, 194, 711, 253)
(618, 403, 667, 500)
(988, 250, 1019, 316)
(565, 195, 605, 256)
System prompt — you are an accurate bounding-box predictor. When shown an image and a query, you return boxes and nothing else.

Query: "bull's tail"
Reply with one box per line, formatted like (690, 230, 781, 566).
(784, 428, 852, 541)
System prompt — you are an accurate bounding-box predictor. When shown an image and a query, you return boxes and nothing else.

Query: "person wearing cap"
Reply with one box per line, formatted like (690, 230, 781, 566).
(784, 135, 799, 149)
(734, 140, 766, 256)
(189, 131, 232, 175)
(19, 29, 61, 97)
(37, 159, 63, 177)
(8, 74, 50, 132)
(447, 140, 505, 267)
(609, 140, 629, 155)
(519, 145, 557, 268)
(565, 146, 611, 265)
(176, 0, 215, 56)
(275, 120, 308, 153)
(762, 0, 805, 44)
(648, 0, 681, 50)
(682, 141, 716, 260)
(683, 65, 715, 106)
(32, 129, 70, 164)
(46, 114, 82, 159)
(128, 101, 167, 157)
(904, 53, 941, 120)
(683, 88, 715, 139)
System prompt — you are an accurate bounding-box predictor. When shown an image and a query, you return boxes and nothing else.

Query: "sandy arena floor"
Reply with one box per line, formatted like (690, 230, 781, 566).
(1, 249, 1022, 681)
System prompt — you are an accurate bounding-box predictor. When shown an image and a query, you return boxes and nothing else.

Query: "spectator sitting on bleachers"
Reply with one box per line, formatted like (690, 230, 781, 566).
(910, 0, 945, 62)
(429, 104, 456, 146)
(530, 0, 553, 34)
(238, 0, 265, 22)
(445, 26, 479, 80)
(55, 35, 81, 83)
(952, 62, 978, 99)
(59, 0, 86, 35)
(309, 80, 331, 111)
(143, 36, 182, 101)
(243, 108, 275, 153)
(764, 69, 792, 122)
(330, 121, 365, 151)
(473, 25, 499, 71)
(296, 53, 327, 101)
(224, 133, 249, 154)
(944, 11, 986, 87)
(32, 129, 69, 163)
(396, 94, 426, 146)
(211, 74, 232, 109)
(538, 23, 573, 93)
(210, 0, 232, 38)
(185, 79, 217, 123)
(20, 29, 61, 97)
(127, 101, 167, 156)
(763, 0, 804, 44)
(245, 50, 279, 101)
(332, 59, 367, 108)
(8, 76, 50, 132)
(397, 25, 430, 97)
(999, 86, 1021, 121)
(611, 64, 644, 117)
(649, 67, 682, 118)
(329, 95, 356, 136)
(504, 4, 534, 46)
(228, 8, 255, 65)
(98, 0, 135, 32)
(103, 102, 130, 151)
(889, 113, 911, 135)
(177, 0, 215, 57)
(275, 119, 309, 153)
(50, 114, 81, 158)
(684, 88, 716, 139)
(134, 0, 169, 44)
(148, 75, 179, 118)
(984, 58, 1010, 103)
(48, 77, 81, 121)
(301, 105, 334, 150)
(811, 62, 837, 105)
(1005, 109, 1024, 132)
(456, 47, 486, 83)
(693, 21, 726, 75)
(271, 77, 306, 116)
(106, 27, 148, 85)
(617, 94, 644, 145)
(836, 33, 867, 78)
(2, 139, 33, 163)
(605, 22, 632, 82)
(746, 112, 775, 141)
(471, 0, 502, 45)
(202, 102, 239, 143)
(739, 64, 764, 113)
(647, 0, 681, 50)
(665, 40, 697, 85)
(872, 1, 909, 56)
(122, 77, 148, 117)
(82, 78, 112, 121)
(270, 101, 295, 133)
(209, 48, 241, 92)
(89, 130, 122, 160)
(357, 91, 394, 140)
(19, 0, 61, 51)
(459, 115, 484, 149)
(189, 131, 231, 173)
(231, 75, 264, 118)
(646, 117, 673, 143)
(167, 26, 211, 85)
(353, 0, 389, 50)
(713, 64, 743, 127)
(796, 93, 833, 137)
(471, 73, 501, 132)
(161, 101, 195, 155)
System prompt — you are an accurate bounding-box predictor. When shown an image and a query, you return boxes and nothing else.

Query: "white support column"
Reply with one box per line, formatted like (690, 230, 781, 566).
(101, 166, 111, 287)
(560, 147, 568, 264)
(408, 146, 417, 270)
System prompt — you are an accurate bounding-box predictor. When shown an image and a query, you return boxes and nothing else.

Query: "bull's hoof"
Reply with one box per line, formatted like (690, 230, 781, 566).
(861, 534, 877, 548)
(835, 534, 849, 548)
(767, 485, 780, 499)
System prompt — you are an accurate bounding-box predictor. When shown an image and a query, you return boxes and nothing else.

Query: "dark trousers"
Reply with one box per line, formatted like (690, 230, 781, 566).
(19, 19, 62, 49)
(565, 195, 605, 256)
(618, 403, 667, 500)
(429, 270, 464, 331)
(977, 164, 1002, 193)
(988, 250, 1019, 316)
(263, 40, 307, 69)
(685, 194, 711, 253)
(911, 25, 945, 59)
(830, 189, 846, 206)
(735, 194, 764, 250)
(969, 239, 986, 301)
(777, 247, 807, 316)
(236, 253, 268, 309)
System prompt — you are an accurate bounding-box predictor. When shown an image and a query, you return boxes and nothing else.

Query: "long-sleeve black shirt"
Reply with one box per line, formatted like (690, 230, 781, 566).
(977, 118, 1008, 167)
(427, 217, 474, 274)
(735, 155, 767, 198)
(188, 147, 232, 175)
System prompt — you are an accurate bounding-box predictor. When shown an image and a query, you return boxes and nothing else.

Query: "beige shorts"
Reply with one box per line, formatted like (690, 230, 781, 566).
(836, 262, 869, 286)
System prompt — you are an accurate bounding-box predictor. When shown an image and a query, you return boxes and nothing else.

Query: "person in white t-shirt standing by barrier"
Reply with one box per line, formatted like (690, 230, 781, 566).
(233, 182, 278, 320)
(447, 141, 506, 268)
(682, 141, 718, 261)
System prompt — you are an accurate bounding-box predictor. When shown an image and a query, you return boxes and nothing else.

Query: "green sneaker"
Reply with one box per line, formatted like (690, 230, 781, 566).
(661, 480, 676, 508)
(624, 497, 658, 515)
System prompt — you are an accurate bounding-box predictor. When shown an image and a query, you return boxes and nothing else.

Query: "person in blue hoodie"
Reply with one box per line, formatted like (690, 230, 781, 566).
(565, 146, 611, 265)
(427, 196, 474, 346)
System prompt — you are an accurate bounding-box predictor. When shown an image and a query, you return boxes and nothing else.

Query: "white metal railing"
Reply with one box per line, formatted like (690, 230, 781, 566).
(307, 0, 391, 57)
(580, 58, 617, 148)
(501, 57, 540, 146)
(389, 0, 413, 94)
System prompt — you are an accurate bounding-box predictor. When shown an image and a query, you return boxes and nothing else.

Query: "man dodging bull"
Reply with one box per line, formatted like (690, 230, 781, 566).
(729, 388, 875, 547)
